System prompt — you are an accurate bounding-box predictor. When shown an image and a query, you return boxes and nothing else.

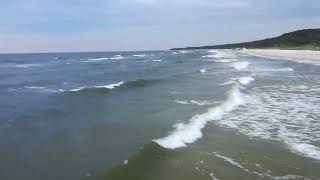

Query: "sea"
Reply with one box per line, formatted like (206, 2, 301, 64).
(0, 50, 319, 180)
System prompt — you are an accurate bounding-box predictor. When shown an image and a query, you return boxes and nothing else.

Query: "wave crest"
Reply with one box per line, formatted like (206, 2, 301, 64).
(154, 85, 245, 149)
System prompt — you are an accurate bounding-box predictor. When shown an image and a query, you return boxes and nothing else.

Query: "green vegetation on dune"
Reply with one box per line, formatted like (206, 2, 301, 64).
(171, 29, 320, 51)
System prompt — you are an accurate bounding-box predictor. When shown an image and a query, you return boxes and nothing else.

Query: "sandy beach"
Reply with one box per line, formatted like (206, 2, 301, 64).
(242, 49, 320, 62)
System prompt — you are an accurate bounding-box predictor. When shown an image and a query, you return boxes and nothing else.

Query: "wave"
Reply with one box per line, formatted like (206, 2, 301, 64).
(289, 143, 320, 160)
(87, 57, 110, 61)
(214, 59, 236, 63)
(175, 100, 191, 105)
(133, 54, 147, 58)
(16, 64, 43, 68)
(175, 100, 216, 106)
(94, 81, 124, 89)
(200, 68, 207, 73)
(262, 67, 294, 72)
(237, 76, 255, 85)
(110, 55, 125, 60)
(172, 50, 192, 55)
(217, 83, 320, 160)
(230, 61, 250, 70)
(69, 81, 124, 92)
(153, 59, 162, 62)
(67, 79, 153, 94)
(154, 85, 245, 149)
(221, 76, 255, 86)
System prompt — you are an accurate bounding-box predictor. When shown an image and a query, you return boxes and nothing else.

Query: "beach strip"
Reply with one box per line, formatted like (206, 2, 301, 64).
(242, 49, 320, 62)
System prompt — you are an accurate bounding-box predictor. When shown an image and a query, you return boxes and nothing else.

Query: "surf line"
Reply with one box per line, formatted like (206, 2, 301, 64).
(154, 76, 254, 149)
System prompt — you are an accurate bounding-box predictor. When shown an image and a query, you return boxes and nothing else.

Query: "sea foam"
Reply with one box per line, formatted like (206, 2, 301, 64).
(94, 81, 124, 89)
(230, 61, 250, 70)
(110, 55, 125, 60)
(87, 57, 110, 61)
(133, 54, 147, 58)
(69, 81, 124, 92)
(220, 76, 255, 86)
(154, 85, 245, 149)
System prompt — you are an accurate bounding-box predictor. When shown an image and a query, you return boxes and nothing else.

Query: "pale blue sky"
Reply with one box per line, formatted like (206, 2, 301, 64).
(0, 0, 320, 53)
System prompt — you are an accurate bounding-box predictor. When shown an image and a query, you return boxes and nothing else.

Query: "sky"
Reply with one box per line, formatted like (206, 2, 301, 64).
(0, 0, 320, 53)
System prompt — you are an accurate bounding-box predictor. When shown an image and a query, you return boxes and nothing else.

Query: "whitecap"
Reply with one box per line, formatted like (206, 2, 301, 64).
(189, 100, 213, 106)
(200, 69, 207, 73)
(133, 54, 147, 58)
(69, 86, 87, 92)
(175, 100, 191, 105)
(16, 64, 43, 68)
(94, 81, 124, 89)
(220, 76, 255, 86)
(218, 83, 320, 160)
(288, 143, 320, 160)
(87, 57, 110, 61)
(154, 85, 245, 149)
(110, 55, 124, 60)
(214, 59, 236, 63)
(175, 100, 216, 106)
(237, 76, 255, 85)
(230, 61, 250, 70)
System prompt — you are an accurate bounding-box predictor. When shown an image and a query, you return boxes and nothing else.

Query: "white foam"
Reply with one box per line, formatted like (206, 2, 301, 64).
(189, 100, 213, 106)
(209, 173, 220, 180)
(153, 59, 162, 62)
(175, 100, 191, 105)
(214, 59, 235, 63)
(25, 86, 46, 90)
(288, 143, 320, 160)
(87, 57, 110, 61)
(16, 64, 43, 68)
(110, 55, 124, 60)
(230, 61, 250, 70)
(69, 86, 87, 92)
(123, 160, 129, 165)
(179, 50, 191, 54)
(218, 84, 320, 160)
(268, 68, 294, 72)
(154, 85, 245, 149)
(237, 76, 255, 85)
(94, 81, 124, 89)
(220, 76, 255, 86)
(213, 152, 247, 171)
(200, 69, 207, 73)
(133, 54, 147, 58)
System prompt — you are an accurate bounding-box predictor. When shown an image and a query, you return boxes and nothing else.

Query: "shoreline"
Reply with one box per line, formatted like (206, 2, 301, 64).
(240, 49, 320, 62)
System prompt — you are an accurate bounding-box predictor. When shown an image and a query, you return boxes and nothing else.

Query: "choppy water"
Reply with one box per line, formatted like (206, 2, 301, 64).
(0, 50, 319, 180)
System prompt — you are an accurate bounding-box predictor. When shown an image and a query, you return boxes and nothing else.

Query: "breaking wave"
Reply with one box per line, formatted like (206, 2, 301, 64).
(230, 61, 250, 70)
(218, 84, 320, 160)
(175, 100, 216, 106)
(133, 54, 147, 58)
(154, 85, 246, 149)
(87, 57, 110, 61)
(220, 76, 255, 86)
(67, 79, 155, 94)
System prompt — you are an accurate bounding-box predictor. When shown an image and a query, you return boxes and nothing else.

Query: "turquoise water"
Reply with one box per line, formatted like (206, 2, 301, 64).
(0, 50, 319, 180)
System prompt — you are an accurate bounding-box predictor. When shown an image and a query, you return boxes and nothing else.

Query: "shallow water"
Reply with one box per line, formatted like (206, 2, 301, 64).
(0, 50, 319, 180)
